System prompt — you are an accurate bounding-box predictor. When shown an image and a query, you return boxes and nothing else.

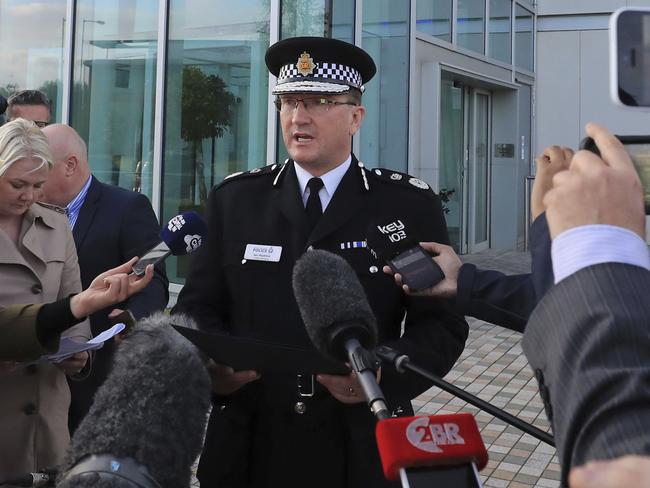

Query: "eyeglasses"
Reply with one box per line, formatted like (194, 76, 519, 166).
(274, 97, 358, 115)
(33, 121, 49, 128)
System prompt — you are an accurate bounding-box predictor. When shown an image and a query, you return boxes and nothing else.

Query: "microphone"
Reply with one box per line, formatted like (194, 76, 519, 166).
(366, 217, 445, 291)
(0, 470, 53, 487)
(376, 344, 555, 447)
(292, 249, 390, 420)
(57, 312, 211, 488)
(375, 413, 488, 487)
(133, 211, 208, 275)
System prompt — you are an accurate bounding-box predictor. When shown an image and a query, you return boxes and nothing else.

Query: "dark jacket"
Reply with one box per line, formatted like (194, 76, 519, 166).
(68, 176, 169, 433)
(455, 214, 553, 332)
(523, 263, 650, 485)
(174, 158, 468, 488)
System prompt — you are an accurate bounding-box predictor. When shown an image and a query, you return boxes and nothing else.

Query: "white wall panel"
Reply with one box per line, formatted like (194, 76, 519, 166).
(537, 0, 650, 16)
(535, 30, 581, 150)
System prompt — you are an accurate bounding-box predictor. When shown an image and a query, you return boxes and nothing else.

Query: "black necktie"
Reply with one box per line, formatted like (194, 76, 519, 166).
(306, 177, 324, 231)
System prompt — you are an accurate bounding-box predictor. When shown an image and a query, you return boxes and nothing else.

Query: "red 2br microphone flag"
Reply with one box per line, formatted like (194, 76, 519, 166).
(376, 413, 488, 488)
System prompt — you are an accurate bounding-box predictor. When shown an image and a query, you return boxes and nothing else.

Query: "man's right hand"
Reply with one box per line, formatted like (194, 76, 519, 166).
(207, 360, 260, 395)
(383, 242, 461, 298)
(543, 123, 645, 239)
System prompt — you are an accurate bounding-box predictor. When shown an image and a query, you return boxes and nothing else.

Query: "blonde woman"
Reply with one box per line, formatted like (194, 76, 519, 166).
(0, 118, 91, 475)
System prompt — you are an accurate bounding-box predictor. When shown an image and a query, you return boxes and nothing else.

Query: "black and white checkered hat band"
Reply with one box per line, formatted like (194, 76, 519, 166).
(274, 62, 364, 93)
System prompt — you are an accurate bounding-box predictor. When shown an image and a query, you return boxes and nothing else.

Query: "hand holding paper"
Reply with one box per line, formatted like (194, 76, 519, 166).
(42, 323, 125, 363)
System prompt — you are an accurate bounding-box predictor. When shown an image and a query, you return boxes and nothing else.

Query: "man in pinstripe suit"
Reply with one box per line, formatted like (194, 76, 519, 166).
(522, 123, 650, 487)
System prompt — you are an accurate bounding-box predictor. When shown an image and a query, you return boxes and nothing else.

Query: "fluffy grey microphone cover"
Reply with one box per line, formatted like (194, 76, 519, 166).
(292, 249, 378, 358)
(58, 312, 211, 488)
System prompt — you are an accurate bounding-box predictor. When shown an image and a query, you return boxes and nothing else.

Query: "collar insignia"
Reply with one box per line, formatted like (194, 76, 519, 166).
(409, 177, 429, 189)
(297, 52, 316, 76)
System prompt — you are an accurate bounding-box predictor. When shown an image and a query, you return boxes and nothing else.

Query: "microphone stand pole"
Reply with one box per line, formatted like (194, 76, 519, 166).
(376, 345, 555, 447)
(346, 338, 391, 420)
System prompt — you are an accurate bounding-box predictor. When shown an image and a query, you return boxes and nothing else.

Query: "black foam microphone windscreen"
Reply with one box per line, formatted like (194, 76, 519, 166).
(57, 313, 211, 488)
(292, 249, 378, 361)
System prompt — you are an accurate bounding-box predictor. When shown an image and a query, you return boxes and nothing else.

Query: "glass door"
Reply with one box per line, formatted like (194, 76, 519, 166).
(468, 90, 491, 252)
(438, 76, 465, 252)
(439, 79, 491, 253)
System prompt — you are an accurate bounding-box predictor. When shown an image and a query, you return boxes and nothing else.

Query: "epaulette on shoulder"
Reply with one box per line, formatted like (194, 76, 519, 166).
(366, 167, 431, 191)
(217, 163, 281, 188)
(35, 201, 66, 214)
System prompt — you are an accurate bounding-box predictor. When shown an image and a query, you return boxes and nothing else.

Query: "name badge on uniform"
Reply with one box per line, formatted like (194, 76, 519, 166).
(244, 244, 282, 262)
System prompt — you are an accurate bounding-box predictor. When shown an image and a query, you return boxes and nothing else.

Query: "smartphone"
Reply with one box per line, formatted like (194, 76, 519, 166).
(580, 135, 650, 213)
(387, 245, 445, 292)
(132, 242, 171, 276)
(108, 309, 137, 337)
(610, 7, 650, 107)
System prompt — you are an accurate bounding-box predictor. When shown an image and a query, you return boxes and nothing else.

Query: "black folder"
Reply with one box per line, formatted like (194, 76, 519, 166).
(173, 325, 349, 375)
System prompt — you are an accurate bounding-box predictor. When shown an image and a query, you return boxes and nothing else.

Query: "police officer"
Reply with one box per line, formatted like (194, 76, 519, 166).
(174, 36, 468, 488)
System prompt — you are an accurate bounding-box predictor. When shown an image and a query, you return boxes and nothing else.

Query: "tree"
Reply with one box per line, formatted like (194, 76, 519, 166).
(0, 83, 19, 98)
(181, 66, 236, 205)
(37, 80, 59, 116)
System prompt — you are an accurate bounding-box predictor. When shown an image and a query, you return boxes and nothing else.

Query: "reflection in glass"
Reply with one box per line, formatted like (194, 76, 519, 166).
(439, 78, 464, 251)
(474, 93, 489, 244)
(281, 0, 353, 42)
(515, 5, 534, 71)
(517, 84, 532, 240)
(457, 0, 485, 54)
(0, 0, 67, 121)
(277, 0, 354, 163)
(164, 0, 270, 284)
(416, 0, 452, 42)
(361, 0, 409, 171)
(71, 0, 158, 198)
(488, 0, 511, 63)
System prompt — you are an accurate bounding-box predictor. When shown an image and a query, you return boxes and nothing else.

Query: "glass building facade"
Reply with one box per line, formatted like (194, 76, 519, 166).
(2, 0, 535, 287)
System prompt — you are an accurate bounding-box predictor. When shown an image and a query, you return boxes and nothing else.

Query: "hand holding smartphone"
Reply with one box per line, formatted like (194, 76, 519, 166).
(579, 135, 650, 214)
(132, 242, 171, 276)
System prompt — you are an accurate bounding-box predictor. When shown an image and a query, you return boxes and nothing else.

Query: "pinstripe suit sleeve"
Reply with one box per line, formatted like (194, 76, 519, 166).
(522, 263, 650, 485)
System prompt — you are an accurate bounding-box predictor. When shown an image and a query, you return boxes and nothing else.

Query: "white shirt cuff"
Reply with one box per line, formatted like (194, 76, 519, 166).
(552, 225, 650, 284)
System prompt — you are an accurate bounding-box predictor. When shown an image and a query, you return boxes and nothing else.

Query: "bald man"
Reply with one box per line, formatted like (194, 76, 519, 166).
(41, 124, 169, 433)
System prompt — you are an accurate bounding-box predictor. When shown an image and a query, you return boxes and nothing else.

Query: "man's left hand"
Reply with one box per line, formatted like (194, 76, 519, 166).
(531, 145, 574, 220)
(55, 351, 89, 376)
(317, 369, 381, 405)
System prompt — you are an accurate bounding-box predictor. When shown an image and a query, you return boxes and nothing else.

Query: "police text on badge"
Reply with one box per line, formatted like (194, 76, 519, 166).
(244, 244, 282, 262)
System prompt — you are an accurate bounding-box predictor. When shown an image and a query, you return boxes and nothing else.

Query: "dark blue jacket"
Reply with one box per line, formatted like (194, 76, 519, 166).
(455, 214, 553, 332)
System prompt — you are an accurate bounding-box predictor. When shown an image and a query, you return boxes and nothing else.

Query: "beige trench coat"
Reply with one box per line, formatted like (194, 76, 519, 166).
(0, 203, 91, 474)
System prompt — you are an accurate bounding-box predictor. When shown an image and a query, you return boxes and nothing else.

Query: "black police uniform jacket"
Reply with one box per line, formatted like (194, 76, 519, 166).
(174, 156, 469, 488)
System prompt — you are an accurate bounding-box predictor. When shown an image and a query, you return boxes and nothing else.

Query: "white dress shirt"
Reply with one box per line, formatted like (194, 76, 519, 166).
(294, 156, 352, 211)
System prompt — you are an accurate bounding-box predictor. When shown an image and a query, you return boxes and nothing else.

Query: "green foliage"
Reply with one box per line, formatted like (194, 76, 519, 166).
(0, 83, 19, 98)
(37, 80, 59, 110)
(439, 187, 456, 215)
(181, 66, 235, 143)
